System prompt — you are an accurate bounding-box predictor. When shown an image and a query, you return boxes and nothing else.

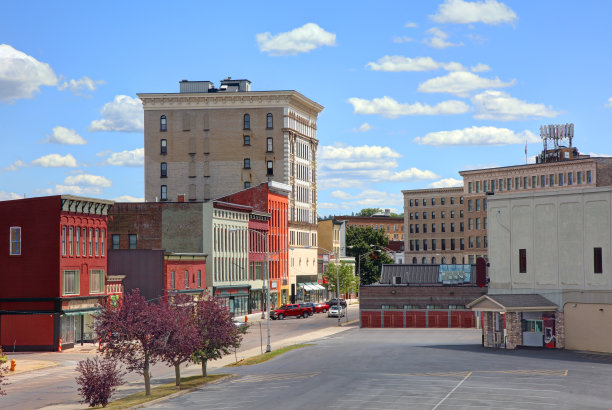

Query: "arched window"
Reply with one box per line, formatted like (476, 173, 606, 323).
(412, 257, 417, 264)
(160, 139, 167, 154)
(266, 113, 273, 129)
(441, 257, 447, 264)
(244, 114, 250, 129)
(161, 162, 167, 177)
(431, 257, 436, 264)
(421, 257, 427, 264)
(160, 115, 167, 131)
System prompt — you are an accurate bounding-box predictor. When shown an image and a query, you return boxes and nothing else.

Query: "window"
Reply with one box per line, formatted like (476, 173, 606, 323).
(243, 158, 251, 169)
(69, 227, 73, 256)
(267, 137, 273, 152)
(423, 239, 428, 251)
(171, 271, 175, 289)
(549, 174, 554, 187)
(523, 176, 528, 189)
(460, 238, 465, 250)
(431, 223, 435, 233)
(422, 257, 426, 264)
(423, 199, 427, 206)
(82, 228, 86, 256)
(415, 225, 419, 233)
(441, 211, 445, 219)
(469, 237, 474, 248)
(431, 257, 436, 264)
(160, 115, 167, 131)
(441, 239, 446, 250)
(432, 198, 436, 206)
(63, 270, 79, 295)
(267, 161, 273, 176)
(432, 239, 436, 250)
(469, 219, 473, 230)
(460, 196, 463, 205)
(62, 226, 67, 255)
(129, 234, 137, 249)
(410, 199, 413, 207)
(441, 223, 446, 232)
(451, 257, 457, 264)
(484, 236, 488, 248)
(410, 240, 414, 251)
(519, 249, 527, 273)
(409, 213, 413, 220)
(243, 135, 250, 145)
(532, 176, 537, 188)
(558, 173, 564, 186)
(161, 185, 167, 201)
(185, 270, 189, 289)
(541, 175, 546, 187)
(468, 200, 473, 212)
(483, 181, 488, 192)
(197, 270, 202, 287)
(423, 212, 427, 219)
(244, 181, 251, 189)
(95, 229, 99, 256)
(423, 224, 427, 233)
(594, 247, 603, 274)
(460, 210, 464, 218)
(460, 222, 464, 232)
(468, 182, 473, 193)
(484, 217, 488, 229)
(415, 240, 420, 251)
(441, 197, 445, 205)
(101, 229, 105, 256)
(266, 113, 273, 129)
(76, 228, 80, 256)
(568, 172, 573, 185)
(450, 223, 455, 232)
(244, 114, 250, 129)
(9, 227, 21, 255)
(476, 181, 480, 193)
(476, 236, 481, 248)
(507, 178, 512, 190)
(476, 218, 481, 230)
(515, 177, 520, 189)
(412, 257, 417, 264)
(432, 212, 435, 219)
(451, 238, 455, 250)
(577, 171, 583, 184)
(161, 139, 167, 154)
(476, 199, 481, 212)
(112, 234, 120, 250)
(90, 269, 104, 294)
(89, 229, 93, 256)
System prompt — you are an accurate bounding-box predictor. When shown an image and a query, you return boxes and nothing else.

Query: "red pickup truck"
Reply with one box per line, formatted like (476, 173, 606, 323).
(270, 304, 311, 320)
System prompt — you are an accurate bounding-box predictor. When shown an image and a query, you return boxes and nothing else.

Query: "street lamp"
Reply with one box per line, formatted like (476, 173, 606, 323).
(229, 227, 271, 353)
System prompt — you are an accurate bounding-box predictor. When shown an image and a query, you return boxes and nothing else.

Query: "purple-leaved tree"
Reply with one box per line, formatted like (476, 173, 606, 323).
(94, 289, 168, 396)
(75, 357, 125, 407)
(192, 298, 244, 376)
(159, 294, 200, 386)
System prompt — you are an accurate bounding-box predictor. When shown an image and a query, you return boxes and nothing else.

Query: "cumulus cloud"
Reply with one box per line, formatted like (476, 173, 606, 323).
(38, 173, 112, 196)
(3, 159, 27, 171)
(418, 71, 515, 97)
(414, 126, 539, 146)
(348, 96, 469, 118)
(0, 191, 21, 200)
(393, 36, 415, 44)
(320, 145, 402, 161)
(101, 147, 144, 167)
(0, 44, 58, 102)
(330, 190, 353, 200)
(45, 126, 87, 145)
(325, 189, 404, 210)
(428, 178, 464, 188)
(472, 90, 560, 121)
(256, 23, 336, 56)
(405, 22, 418, 28)
(358, 123, 372, 132)
(366, 56, 466, 72)
(32, 153, 78, 167)
(58, 76, 104, 95)
(606, 97, 612, 108)
(423, 27, 463, 49)
(471, 63, 491, 72)
(89, 95, 143, 132)
(431, 0, 518, 25)
(114, 195, 145, 202)
(317, 202, 340, 210)
(64, 174, 112, 188)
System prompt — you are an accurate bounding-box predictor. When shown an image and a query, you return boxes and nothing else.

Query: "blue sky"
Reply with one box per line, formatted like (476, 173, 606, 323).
(1, 1, 611, 215)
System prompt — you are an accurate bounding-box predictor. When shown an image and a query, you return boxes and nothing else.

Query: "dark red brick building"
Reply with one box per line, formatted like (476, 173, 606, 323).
(0, 195, 113, 351)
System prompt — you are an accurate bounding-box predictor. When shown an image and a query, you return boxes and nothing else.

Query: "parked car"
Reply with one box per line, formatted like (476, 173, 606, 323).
(326, 298, 347, 308)
(298, 302, 315, 316)
(328, 305, 345, 318)
(314, 303, 329, 313)
(270, 304, 311, 320)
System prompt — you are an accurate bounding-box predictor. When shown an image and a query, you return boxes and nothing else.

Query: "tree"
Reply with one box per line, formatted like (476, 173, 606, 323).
(95, 289, 168, 396)
(356, 208, 382, 217)
(192, 298, 244, 376)
(323, 261, 358, 298)
(159, 294, 200, 386)
(75, 357, 125, 407)
(346, 226, 394, 285)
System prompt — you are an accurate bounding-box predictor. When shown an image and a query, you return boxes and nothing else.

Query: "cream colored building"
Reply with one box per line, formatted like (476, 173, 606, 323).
(138, 78, 324, 303)
(317, 219, 342, 258)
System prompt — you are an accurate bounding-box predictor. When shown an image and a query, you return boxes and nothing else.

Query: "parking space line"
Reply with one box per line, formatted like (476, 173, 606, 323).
(432, 371, 472, 410)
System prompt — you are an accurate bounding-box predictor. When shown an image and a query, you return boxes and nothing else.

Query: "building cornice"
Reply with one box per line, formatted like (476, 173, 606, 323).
(459, 157, 598, 177)
(402, 187, 464, 195)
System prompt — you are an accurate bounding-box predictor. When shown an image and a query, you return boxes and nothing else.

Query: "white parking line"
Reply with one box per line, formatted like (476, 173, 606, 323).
(432, 371, 472, 410)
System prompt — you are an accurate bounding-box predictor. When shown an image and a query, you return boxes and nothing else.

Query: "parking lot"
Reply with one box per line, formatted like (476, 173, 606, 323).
(148, 328, 612, 409)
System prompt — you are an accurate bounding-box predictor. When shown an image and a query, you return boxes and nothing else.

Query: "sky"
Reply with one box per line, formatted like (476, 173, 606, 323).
(1, 0, 612, 216)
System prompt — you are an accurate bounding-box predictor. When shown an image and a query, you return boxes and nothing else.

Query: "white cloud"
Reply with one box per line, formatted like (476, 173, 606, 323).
(0, 44, 58, 102)
(418, 71, 515, 97)
(470, 63, 491, 72)
(393, 36, 415, 44)
(89, 95, 143, 132)
(431, 0, 518, 25)
(102, 148, 144, 167)
(330, 190, 353, 200)
(387, 168, 440, 181)
(317, 202, 340, 210)
(327, 160, 399, 171)
(405, 22, 418, 28)
(64, 174, 112, 188)
(320, 145, 402, 161)
(58, 76, 104, 95)
(606, 97, 612, 108)
(472, 90, 560, 121)
(461, 163, 499, 171)
(414, 126, 539, 146)
(428, 178, 464, 188)
(357, 123, 372, 132)
(318, 178, 364, 190)
(114, 195, 144, 202)
(0, 191, 21, 200)
(37, 173, 112, 197)
(366, 56, 466, 72)
(348, 96, 469, 118)
(587, 152, 612, 158)
(423, 27, 463, 49)
(256, 23, 336, 56)
(32, 153, 77, 167)
(45, 126, 87, 145)
(3, 159, 27, 171)
(326, 189, 404, 210)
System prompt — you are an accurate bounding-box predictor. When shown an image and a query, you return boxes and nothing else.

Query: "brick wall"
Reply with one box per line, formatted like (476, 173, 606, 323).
(483, 312, 494, 347)
(360, 284, 487, 310)
(505, 312, 522, 349)
(555, 311, 565, 349)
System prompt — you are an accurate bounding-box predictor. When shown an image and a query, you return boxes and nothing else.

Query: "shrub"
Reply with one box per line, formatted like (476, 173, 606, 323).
(75, 357, 125, 407)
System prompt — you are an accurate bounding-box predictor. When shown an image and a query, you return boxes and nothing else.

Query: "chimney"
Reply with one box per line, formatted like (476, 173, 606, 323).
(177, 194, 185, 203)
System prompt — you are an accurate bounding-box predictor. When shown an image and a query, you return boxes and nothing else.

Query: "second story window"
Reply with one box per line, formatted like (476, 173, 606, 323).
(244, 158, 251, 169)
(161, 162, 167, 178)
(244, 113, 250, 130)
(89, 228, 93, 256)
(267, 160, 273, 176)
(160, 115, 167, 131)
(95, 229, 99, 256)
(161, 139, 167, 154)
(244, 135, 250, 145)
(62, 226, 67, 255)
(112, 234, 120, 250)
(266, 113, 273, 129)
(129, 234, 137, 249)
(161, 185, 167, 201)
(267, 137, 273, 152)
(244, 181, 251, 189)
(10, 226, 21, 255)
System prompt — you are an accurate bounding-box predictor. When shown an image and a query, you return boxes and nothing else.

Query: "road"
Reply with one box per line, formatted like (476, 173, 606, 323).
(147, 328, 612, 410)
(0, 304, 359, 409)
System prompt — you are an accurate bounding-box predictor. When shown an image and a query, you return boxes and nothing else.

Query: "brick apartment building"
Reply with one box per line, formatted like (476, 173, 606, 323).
(335, 211, 404, 242)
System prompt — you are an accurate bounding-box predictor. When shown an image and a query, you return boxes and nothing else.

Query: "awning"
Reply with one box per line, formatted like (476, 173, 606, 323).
(467, 294, 558, 312)
(310, 283, 325, 290)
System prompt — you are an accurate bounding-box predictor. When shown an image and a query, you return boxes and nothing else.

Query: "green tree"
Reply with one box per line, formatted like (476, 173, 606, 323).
(356, 208, 382, 217)
(346, 226, 394, 285)
(323, 261, 358, 298)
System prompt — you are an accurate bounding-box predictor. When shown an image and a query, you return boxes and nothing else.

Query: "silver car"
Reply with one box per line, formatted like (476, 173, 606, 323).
(327, 305, 345, 318)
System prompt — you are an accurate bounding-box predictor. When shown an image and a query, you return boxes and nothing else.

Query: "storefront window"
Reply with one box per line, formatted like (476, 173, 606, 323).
(523, 319, 543, 332)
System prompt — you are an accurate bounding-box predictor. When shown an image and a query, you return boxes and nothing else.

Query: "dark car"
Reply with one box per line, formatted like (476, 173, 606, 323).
(298, 302, 315, 316)
(325, 298, 347, 308)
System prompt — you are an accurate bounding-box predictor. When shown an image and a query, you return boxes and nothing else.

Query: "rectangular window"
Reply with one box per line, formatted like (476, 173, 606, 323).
(441, 239, 446, 250)
(423, 212, 427, 220)
(63, 270, 79, 295)
(450, 211, 455, 218)
(441, 223, 445, 232)
(532, 176, 537, 188)
(423, 199, 427, 206)
(451, 239, 455, 251)
(587, 170, 592, 183)
(161, 162, 167, 178)
(267, 161, 273, 175)
(541, 175, 545, 188)
(185, 270, 189, 289)
(76, 228, 80, 256)
(441, 197, 445, 205)
(410, 240, 414, 251)
(432, 212, 435, 219)
(468, 200, 473, 212)
(95, 229, 99, 256)
(244, 181, 251, 189)
(594, 247, 603, 274)
(476, 181, 480, 193)
(577, 171, 582, 184)
(450, 223, 455, 232)
(423, 239, 428, 251)
(468, 182, 473, 193)
(129, 234, 137, 249)
(10, 227, 21, 255)
(460, 222, 464, 232)
(161, 139, 167, 154)
(476, 236, 481, 248)
(491, 180, 496, 192)
(558, 173, 564, 186)
(499, 179, 503, 191)
(441, 211, 445, 218)
(197, 270, 202, 287)
(243, 135, 250, 145)
(112, 234, 120, 250)
(549, 174, 554, 187)
(484, 217, 487, 229)
(423, 224, 427, 233)
(469, 219, 473, 230)
(450, 197, 455, 205)
(476, 218, 481, 230)
(82, 228, 86, 256)
(69, 227, 73, 256)
(171, 271, 175, 289)
(62, 226, 67, 255)
(432, 239, 436, 251)
(460, 238, 465, 250)
(484, 236, 488, 248)
(101, 229, 105, 256)
(415, 240, 419, 251)
(469, 237, 474, 248)
(243, 158, 251, 169)
(90, 269, 104, 294)
(161, 185, 167, 201)
(432, 198, 436, 206)
(431, 223, 435, 233)
(523, 176, 528, 189)
(267, 137, 273, 152)
(483, 181, 488, 192)
(89, 229, 93, 256)
(415, 225, 419, 233)
(568, 172, 573, 185)
(519, 249, 527, 273)
(515, 177, 520, 189)
(410, 199, 413, 207)
(476, 199, 481, 212)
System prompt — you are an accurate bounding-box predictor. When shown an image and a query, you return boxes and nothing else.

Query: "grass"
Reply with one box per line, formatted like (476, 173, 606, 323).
(101, 374, 229, 409)
(225, 344, 314, 367)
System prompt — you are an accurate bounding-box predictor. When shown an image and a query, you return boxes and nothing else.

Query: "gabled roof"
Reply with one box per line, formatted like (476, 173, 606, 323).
(467, 294, 558, 312)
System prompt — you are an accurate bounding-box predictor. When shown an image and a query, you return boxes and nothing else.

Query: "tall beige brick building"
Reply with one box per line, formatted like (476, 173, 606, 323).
(138, 78, 324, 297)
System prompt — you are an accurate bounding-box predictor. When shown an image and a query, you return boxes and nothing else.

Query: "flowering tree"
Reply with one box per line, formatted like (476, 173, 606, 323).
(159, 294, 200, 386)
(75, 357, 125, 407)
(192, 298, 243, 376)
(95, 289, 168, 396)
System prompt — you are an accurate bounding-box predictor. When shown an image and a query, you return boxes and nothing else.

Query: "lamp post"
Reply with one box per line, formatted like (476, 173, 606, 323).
(229, 227, 271, 353)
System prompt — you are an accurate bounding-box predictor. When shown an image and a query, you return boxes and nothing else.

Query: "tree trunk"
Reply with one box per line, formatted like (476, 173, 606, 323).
(144, 353, 151, 396)
(175, 363, 181, 386)
(201, 359, 207, 377)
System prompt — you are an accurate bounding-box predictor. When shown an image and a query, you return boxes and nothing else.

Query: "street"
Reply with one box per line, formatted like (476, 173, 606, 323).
(0, 304, 359, 409)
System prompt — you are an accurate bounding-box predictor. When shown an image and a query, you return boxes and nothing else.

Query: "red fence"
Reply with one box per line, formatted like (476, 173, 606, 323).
(361, 309, 476, 328)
